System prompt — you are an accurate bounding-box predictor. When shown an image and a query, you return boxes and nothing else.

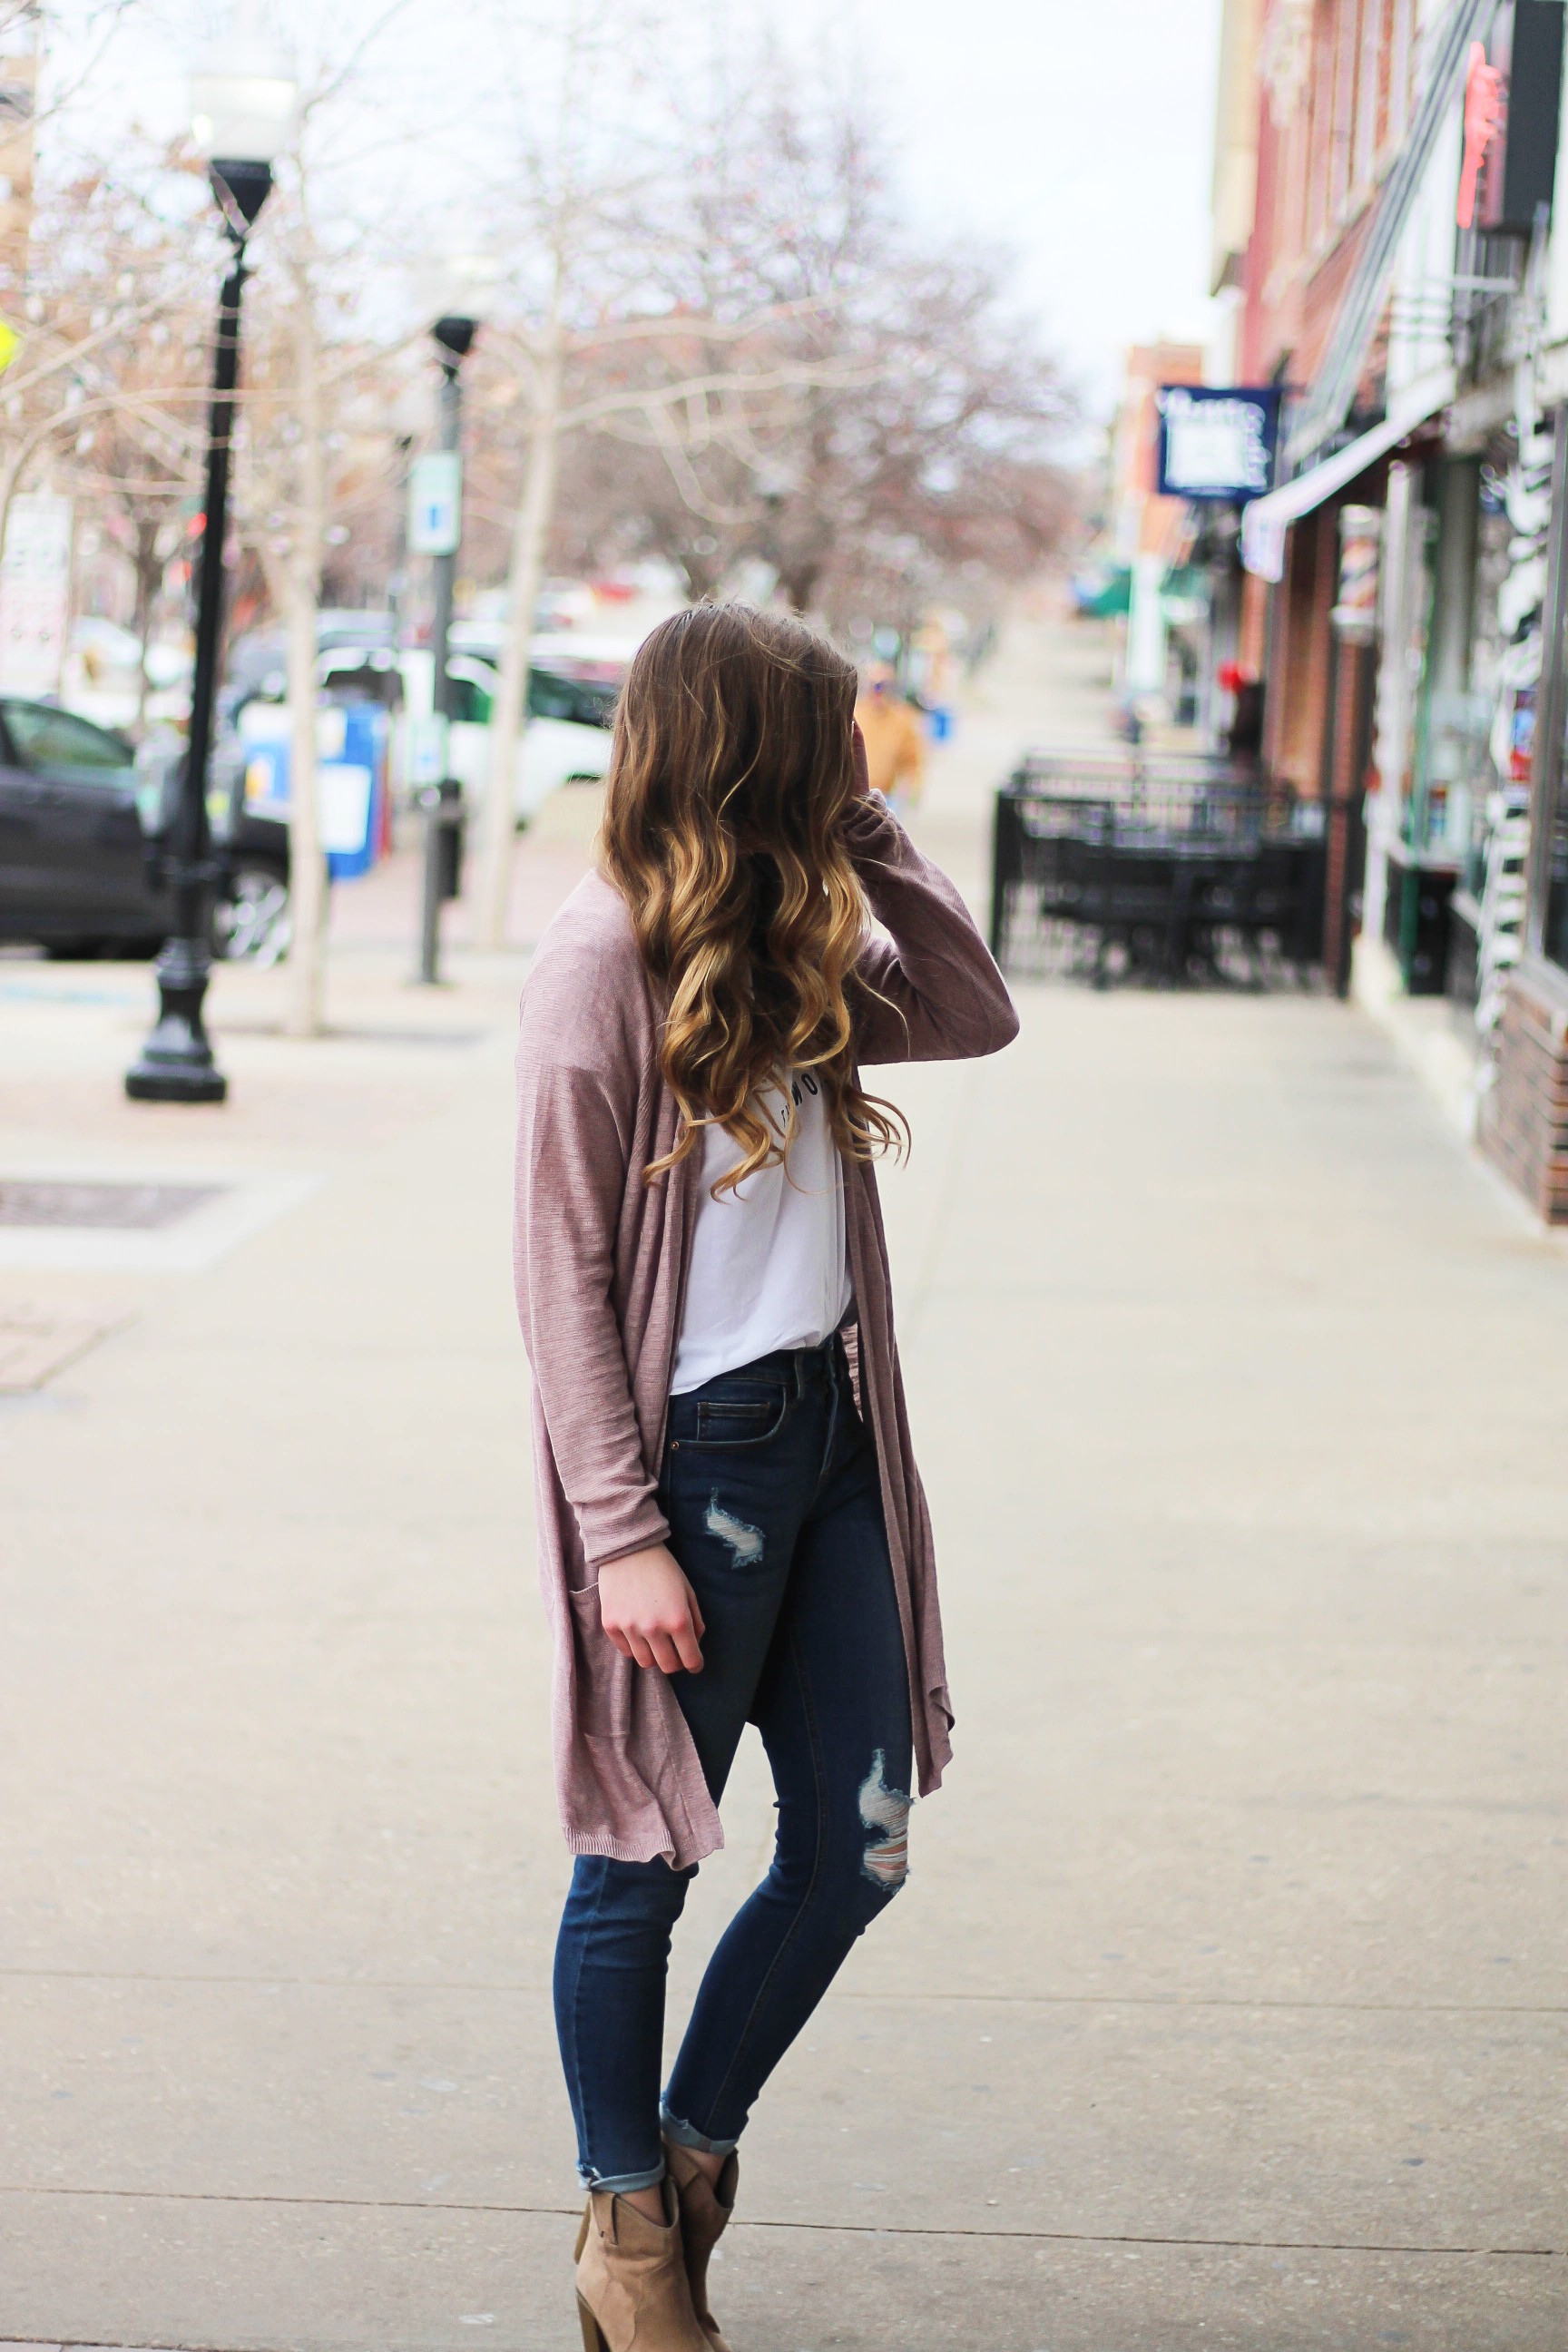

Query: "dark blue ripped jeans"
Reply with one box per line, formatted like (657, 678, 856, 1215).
(554, 1334, 914, 2193)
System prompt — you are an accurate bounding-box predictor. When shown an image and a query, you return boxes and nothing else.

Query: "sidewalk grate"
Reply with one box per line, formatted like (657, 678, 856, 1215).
(0, 1181, 227, 1230)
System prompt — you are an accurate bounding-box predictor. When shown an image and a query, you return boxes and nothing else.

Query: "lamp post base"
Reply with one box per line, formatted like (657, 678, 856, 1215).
(125, 936, 228, 1104)
(125, 1061, 229, 1104)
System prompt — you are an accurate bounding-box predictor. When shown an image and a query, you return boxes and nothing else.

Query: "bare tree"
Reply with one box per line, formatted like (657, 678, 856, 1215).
(237, 172, 408, 1036)
(451, 4, 874, 946)
(240, 218, 330, 1038)
(0, 153, 212, 553)
(0, 97, 397, 1036)
(222, 0, 429, 1036)
(34, 0, 1073, 1000)
(64, 310, 213, 732)
(591, 63, 1076, 632)
(457, 31, 1071, 956)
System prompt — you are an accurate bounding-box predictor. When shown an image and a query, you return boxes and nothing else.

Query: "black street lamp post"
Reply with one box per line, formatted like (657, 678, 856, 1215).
(416, 310, 478, 987)
(127, 156, 276, 1102)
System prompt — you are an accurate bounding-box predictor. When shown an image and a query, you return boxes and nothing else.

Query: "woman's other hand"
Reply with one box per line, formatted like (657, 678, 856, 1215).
(595, 1545, 706, 1673)
(850, 720, 870, 798)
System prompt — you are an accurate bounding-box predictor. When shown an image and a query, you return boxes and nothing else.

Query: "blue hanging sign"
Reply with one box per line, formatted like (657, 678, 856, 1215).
(1156, 385, 1281, 504)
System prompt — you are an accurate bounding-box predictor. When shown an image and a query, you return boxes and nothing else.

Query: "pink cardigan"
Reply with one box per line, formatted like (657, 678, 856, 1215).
(513, 793, 1018, 1867)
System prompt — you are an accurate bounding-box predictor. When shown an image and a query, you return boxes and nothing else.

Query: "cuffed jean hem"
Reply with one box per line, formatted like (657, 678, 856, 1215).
(577, 2157, 667, 2195)
(661, 2102, 740, 2158)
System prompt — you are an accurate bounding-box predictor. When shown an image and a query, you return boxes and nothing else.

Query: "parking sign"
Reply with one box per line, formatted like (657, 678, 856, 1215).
(407, 451, 462, 554)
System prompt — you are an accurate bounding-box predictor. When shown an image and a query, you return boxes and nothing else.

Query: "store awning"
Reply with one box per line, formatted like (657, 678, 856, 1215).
(1240, 363, 1455, 583)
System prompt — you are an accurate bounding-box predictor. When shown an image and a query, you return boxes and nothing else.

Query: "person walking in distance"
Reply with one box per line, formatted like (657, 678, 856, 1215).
(853, 658, 926, 813)
(513, 603, 1017, 2351)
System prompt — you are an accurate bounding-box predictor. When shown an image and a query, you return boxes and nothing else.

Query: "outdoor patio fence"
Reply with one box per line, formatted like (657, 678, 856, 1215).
(990, 751, 1328, 986)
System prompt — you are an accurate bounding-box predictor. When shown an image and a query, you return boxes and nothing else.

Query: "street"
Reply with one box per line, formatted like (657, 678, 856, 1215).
(2, 614, 1564, 2350)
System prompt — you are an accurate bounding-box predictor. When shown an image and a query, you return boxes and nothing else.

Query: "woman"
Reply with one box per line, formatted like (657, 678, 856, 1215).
(514, 603, 1017, 2352)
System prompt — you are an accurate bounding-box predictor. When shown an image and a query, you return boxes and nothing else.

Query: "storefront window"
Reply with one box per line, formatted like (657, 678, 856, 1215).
(1413, 458, 1489, 867)
(1541, 425, 1568, 974)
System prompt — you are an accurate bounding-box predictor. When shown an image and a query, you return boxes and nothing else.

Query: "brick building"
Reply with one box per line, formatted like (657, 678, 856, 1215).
(1203, 0, 1568, 1219)
(1109, 342, 1207, 719)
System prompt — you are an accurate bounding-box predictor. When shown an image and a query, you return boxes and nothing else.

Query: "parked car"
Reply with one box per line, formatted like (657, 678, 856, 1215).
(0, 697, 172, 957)
(0, 619, 629, 965)
(207, 730, 291, 965)
(224, 616, 624, 823)
(208, 635, 628, 965)
(401, 633, 623, 818)
(0, 695, 291, 963)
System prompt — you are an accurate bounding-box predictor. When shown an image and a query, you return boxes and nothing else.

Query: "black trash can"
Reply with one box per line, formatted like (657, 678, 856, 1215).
(436, 778, 465, 902)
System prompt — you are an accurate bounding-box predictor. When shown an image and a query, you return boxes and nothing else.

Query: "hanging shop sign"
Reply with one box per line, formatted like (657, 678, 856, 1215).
(1457, 40, 1504, 226)
(1155, 385, 1280, 504)
(0, 491, 72, 696)
(1461, 3, 1565, 235)
(1331, 505, 1382, 643)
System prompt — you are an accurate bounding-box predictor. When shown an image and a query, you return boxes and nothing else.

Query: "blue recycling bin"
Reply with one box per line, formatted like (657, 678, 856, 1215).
(238, 703, 390, 878)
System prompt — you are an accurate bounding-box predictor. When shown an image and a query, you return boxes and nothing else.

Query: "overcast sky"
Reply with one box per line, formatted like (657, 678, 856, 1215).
(823, 0, 1226, 413)
(51, 0, 1226, 421)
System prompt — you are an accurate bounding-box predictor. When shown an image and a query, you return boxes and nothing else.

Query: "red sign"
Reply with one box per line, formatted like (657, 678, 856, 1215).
(1457, 39, 1504, 229)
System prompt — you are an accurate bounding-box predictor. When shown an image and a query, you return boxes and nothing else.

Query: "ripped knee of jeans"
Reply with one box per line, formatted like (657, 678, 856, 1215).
(858, 1749, 911, 1893)
(704, 1492, 765, 1568)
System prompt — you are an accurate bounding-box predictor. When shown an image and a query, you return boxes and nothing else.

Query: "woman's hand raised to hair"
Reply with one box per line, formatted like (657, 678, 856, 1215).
(850, 720, 871, 798)
(595, 1545, 706, 1674)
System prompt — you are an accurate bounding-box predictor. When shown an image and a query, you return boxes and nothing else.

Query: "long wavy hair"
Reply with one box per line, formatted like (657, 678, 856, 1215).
(600, 602, 906, 1194)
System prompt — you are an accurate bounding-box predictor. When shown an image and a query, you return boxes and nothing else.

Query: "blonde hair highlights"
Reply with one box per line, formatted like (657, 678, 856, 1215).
(599, 602, 906, 1193)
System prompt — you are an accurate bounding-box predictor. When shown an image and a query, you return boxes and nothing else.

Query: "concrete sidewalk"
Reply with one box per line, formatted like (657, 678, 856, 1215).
(2, 615, 1566, 2349)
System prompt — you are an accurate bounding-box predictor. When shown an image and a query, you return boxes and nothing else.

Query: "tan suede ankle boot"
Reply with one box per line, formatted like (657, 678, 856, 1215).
(573, 2177, 713, 2352)
(662, 2140, 740, 2352)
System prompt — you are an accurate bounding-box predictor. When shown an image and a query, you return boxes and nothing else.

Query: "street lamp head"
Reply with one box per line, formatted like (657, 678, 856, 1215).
(418, 246, 501, 363)
(207, 156, 275, 227)
(432, 313, 479, 364)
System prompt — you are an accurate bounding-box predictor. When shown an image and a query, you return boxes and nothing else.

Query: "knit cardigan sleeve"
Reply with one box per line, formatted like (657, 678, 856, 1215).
(843, 792, 1020, 1066)
(514, 959, 671, 1577)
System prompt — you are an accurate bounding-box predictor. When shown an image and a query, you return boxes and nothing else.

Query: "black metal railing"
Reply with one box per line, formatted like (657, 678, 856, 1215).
(990, 753, 1327, 986)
